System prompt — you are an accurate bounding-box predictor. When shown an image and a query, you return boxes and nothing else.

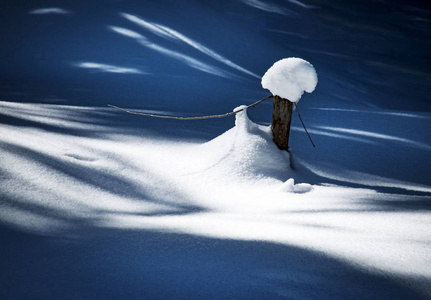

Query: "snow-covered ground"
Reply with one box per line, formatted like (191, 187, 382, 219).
(1, 0, 430, 298)
(1, 100, 430, 298)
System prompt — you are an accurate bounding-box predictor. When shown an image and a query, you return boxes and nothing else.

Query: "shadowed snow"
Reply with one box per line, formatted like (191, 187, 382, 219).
(29, 8, 70, 14)
(318, 126, 431, 151)
(121, 13, 259, 78)
(286, 0, 318, 9)
(241, 0, 293, 16)
(312, 108, 430, 119)
(291, 126, 378, 144)
(109, 25, 230, 78)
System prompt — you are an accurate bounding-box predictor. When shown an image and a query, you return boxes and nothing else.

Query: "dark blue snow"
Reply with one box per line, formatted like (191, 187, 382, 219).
(1, 0, 430, 299)
(1, 0, 430, 113)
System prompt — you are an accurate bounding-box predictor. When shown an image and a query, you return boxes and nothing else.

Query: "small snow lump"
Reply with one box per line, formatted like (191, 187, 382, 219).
(261, 57, 317, 103)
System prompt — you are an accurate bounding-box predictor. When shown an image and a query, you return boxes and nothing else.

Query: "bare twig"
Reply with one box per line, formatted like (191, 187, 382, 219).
(293, 102, 316, 148)
(108, 95, 273, 120)
(109, 95, 315, 148)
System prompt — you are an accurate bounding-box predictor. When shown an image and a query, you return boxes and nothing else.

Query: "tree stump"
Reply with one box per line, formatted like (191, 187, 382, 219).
(271, 95, 293, 151)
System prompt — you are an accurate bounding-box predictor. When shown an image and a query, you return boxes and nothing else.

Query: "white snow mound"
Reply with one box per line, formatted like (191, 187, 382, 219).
(198, 106, 291, 180)
(261, 57, 317, 102)
(280, 178, 313, 193)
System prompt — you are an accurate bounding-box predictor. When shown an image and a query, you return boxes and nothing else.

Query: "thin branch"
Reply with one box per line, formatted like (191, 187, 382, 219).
(108, 95, 273, 120)
(109, 95, 315, 148)
(293, 102, 316, 148)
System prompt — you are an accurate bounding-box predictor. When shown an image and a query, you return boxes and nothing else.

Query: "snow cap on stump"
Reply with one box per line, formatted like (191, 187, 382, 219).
(261, 57, 317, 103)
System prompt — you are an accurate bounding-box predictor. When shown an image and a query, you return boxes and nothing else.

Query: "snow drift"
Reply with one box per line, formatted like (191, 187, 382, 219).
(1, 101, 430, 297)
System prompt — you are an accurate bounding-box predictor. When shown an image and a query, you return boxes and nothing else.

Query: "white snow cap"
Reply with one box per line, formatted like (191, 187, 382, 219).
(261, 57, 317, 103)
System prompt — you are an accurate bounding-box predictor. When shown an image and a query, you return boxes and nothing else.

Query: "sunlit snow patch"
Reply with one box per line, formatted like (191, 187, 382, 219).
(280, 178, 313, 193)
(75, 62, 145, 74)
(109, 26, 146, 39)
(197, 105, 292, 180)
(2, 101, 431, 285)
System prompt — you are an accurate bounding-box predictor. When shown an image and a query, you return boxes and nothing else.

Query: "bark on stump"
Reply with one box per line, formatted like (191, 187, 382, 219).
(271, 95, 293, 151)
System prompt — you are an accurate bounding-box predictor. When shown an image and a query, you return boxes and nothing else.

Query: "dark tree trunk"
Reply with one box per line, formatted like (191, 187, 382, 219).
(271, 95, 293, 151)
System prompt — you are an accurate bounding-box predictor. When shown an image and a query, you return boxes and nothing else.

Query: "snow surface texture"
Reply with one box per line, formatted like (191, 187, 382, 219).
(1, 101, 431, 298)
(261, 57, 318, 102)
(29, 8, 71, 15)
(1, 1, 430, 297)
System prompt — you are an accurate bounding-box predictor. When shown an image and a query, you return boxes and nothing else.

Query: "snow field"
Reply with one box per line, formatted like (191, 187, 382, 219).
(0, 101, 430, 294)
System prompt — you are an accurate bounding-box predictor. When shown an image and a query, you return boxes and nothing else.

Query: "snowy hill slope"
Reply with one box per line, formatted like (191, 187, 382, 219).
(1, 0, 431, 298)
(0, 0, 430, 112)
(1, 100, 430, 298)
